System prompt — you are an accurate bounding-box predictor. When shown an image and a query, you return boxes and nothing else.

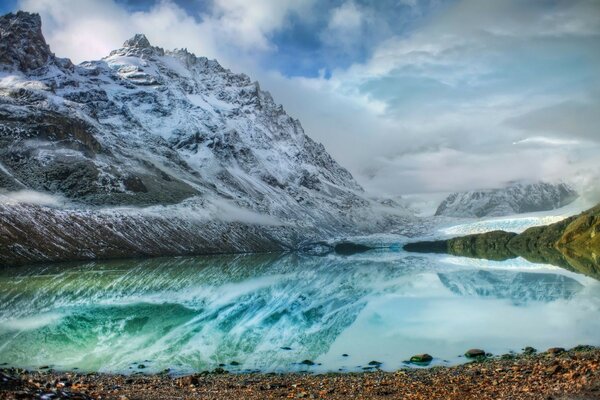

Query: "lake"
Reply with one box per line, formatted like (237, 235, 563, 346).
(0, 250, 599, 374)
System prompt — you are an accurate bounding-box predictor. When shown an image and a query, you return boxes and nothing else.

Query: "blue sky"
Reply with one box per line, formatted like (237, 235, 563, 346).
(5, 0, 600, 197)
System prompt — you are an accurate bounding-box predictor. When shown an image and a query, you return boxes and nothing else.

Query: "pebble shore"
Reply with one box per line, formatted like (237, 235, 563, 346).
(1, 347, 599, 399)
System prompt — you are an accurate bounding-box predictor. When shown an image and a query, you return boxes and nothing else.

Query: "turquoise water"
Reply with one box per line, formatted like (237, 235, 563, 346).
(0, 251, 599, 374)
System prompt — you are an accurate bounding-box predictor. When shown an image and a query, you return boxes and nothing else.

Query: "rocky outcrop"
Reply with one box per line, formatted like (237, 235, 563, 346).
(405, 204, 600, 280)
(435, 182, 578, 218)
(0, 12, 54, 71)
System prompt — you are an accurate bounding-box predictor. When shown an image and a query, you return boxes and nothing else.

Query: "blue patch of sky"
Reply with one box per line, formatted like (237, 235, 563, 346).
(114, 0, 210, 17)
(0, 0, 19, 15)
(266, 0, 455, 78)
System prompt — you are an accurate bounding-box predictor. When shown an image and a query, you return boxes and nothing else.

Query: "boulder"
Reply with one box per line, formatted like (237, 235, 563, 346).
(410, 354, 433, 363)
(465, 349, 486, 358)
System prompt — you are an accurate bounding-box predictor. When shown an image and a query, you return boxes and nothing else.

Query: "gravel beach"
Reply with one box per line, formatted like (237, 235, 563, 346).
(1, 347, 599, 399)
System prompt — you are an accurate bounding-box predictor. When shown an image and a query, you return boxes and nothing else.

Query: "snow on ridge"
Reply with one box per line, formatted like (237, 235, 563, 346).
(435, 182, 578, 218)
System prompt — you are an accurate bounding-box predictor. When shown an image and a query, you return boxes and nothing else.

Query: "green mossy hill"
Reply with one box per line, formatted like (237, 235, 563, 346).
(404, 204, 600, 280)
(447, 231, 517, 261)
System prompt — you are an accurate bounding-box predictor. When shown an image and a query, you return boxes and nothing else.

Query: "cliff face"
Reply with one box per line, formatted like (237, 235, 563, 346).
(405, 204, 600, 280)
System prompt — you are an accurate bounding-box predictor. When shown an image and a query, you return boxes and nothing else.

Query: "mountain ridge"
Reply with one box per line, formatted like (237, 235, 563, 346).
(435, 182, 578, 218)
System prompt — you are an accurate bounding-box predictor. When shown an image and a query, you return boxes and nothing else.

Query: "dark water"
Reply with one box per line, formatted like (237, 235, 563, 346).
(0, 251, 598, 374)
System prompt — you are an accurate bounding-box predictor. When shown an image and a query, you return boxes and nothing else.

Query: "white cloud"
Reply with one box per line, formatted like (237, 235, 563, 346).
(328, 1, 364, 32)
(208, 0, 315, 51)
(17, 0, 313, 64)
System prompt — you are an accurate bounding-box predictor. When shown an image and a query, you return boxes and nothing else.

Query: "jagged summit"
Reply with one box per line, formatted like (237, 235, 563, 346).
(109, 33, 165, 58)
(0, 11, 53, 71)
(123, 34, 152, 49)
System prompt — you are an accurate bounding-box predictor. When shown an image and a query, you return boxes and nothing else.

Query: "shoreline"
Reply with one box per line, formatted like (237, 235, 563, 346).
(2, 347, 599, 399)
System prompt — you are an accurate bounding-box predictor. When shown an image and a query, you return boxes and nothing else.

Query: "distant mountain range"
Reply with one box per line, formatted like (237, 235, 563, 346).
(435, 182, 578, 218)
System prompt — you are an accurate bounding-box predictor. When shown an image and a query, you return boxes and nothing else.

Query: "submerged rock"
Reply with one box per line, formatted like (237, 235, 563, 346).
(410, 354, 433, 364)
(465, 349, 486, 359)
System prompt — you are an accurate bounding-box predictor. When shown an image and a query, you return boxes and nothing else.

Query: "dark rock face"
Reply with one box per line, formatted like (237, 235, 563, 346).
(405, 204, 600, 280)
(435, 182, 578, 218)
(0, 11, 53, 71)
(0, 110, 198, 206)
(123, 34, 152, 49)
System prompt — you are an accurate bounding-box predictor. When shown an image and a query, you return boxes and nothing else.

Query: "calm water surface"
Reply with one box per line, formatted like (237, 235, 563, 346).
(0, 251, 599, 374)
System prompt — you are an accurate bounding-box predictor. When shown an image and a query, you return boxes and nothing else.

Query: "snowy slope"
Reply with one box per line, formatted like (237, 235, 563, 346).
(435, 182, 578, 218)
(0, 12, 416, 265)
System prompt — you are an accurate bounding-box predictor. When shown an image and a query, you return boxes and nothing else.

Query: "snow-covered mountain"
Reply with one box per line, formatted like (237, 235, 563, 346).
(0, 12, 416, 265)
(435, 182, 578, 218)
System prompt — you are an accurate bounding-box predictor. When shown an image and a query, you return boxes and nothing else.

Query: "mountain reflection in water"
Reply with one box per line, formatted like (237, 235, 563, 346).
(0, 251, 599, 374)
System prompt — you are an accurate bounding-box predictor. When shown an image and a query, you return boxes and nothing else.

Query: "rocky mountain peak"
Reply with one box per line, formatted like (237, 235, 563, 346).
(123, 33, 151, 49)
(0, 11, 54, 71)
(109, 33, 164, 58)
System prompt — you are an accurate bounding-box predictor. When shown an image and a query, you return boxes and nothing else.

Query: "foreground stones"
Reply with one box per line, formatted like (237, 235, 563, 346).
(1, 347, 599, 400)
